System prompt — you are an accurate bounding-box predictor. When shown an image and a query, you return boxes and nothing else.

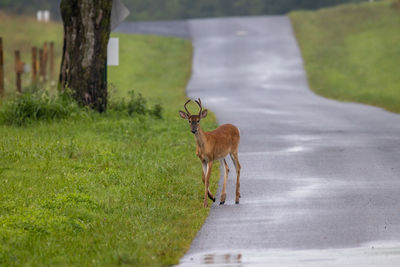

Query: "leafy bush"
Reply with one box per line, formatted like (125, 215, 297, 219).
(127, 91, 147, 115)
(108, 90, 163, 119)
(150, 103, 163, 119)
(0, 87, 86, 126)
(0, 88, 163, 126)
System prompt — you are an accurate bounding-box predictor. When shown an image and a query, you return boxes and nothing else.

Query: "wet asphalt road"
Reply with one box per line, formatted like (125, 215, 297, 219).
(115, 20, 190, 38)
(117, 16, 400, 266)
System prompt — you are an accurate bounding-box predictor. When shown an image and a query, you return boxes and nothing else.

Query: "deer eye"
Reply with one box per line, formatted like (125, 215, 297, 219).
(197, 120, 200, 123)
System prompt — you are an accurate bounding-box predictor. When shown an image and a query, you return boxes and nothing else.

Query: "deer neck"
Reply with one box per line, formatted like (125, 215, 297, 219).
(194, 126, 207, 150)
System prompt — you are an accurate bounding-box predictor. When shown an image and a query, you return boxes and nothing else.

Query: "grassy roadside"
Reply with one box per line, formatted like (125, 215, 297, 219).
(290, 0, 400, 113)
(0, 17, 219, 266)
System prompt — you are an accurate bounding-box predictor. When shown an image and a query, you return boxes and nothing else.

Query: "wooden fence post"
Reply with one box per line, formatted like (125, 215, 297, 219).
(14, 50, 22, 93)
(32, 47, 37, 83)
(50, 42, 54, 80)
(43, 42, 48, 82)
(0, 37, 4, 97)
(39, 49, 44, 82)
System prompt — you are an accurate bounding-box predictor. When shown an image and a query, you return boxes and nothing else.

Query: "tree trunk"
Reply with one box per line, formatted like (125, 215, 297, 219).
(59, 0, 112, 112)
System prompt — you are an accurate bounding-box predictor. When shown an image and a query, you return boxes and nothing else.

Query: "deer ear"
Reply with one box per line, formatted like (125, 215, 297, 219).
(179, 111, 189, 119)
(200, 109, 208, 119)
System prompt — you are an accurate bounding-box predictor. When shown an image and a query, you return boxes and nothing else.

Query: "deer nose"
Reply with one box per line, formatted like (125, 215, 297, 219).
(191, 129, 197, 134)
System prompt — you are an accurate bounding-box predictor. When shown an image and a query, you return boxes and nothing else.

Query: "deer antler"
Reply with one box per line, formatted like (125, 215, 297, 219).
(184, 99, 191, 115)
(195, 98, 202, 116)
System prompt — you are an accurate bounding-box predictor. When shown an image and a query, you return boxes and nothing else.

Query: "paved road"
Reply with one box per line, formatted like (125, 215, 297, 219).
(114, 20, 189, 38)
(117, 16, 400, 266)
(180, 16, 400, 266)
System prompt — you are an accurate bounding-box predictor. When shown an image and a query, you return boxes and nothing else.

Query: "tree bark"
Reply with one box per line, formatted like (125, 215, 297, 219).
(59, 0, 112, 112)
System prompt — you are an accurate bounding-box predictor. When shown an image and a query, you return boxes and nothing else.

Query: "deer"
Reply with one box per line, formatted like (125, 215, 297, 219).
(179, 98, 241, 208)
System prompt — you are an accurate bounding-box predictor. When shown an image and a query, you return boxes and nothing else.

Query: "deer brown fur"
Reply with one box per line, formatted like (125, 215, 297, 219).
(179, 99, 241, 208)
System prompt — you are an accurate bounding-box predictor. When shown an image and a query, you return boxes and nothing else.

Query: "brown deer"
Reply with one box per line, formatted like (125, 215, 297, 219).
(179, 99, 241, 208)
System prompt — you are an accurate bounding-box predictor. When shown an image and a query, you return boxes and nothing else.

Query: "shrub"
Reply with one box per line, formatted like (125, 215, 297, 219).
(127, 91, 147, 116)
(108, 90, 163, 119)
(0, 88, 163, 126)
(149, 103, 163, 119)
(0, 87, 86, 126)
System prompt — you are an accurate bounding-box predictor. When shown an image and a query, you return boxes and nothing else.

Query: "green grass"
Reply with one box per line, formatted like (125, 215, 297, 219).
(290, 0, 400, 113)
(108, 33, 192, 103)
(0, 18, 219, 266)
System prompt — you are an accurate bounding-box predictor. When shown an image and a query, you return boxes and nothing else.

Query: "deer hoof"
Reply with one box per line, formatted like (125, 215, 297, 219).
(219, 201, 225, 205)
(235, 200, 239, 204)
(212, 197, 216, 202)
(220, 193, 226, 203)
(203, 201, 208, 208)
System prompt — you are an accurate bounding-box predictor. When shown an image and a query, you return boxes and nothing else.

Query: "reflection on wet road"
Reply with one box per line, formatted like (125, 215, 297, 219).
(180, 242, 400, 266)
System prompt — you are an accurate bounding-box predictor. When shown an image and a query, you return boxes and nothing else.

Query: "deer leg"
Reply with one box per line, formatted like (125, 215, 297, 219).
(204, 161, 213, 208)
(230, 152, 241, 204)
(202, 161, 215, 202)
(219, 158, 229, 205)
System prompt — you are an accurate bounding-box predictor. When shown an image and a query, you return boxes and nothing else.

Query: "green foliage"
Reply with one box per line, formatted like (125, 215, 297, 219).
(0, 87, 163, 125)
(0, 0, 61, 19)
(0, 87, 86, 126)
(290, 0, 400, 113)
(109, 90, 163, 119)
(150, 104, 163, 119)
(126, 91, 147, 115)
(128, 0, 368, 20)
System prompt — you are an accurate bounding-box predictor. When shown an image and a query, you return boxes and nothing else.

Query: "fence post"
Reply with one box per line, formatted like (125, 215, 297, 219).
(14, 50, 22, 93)
(43, 42, 48, 82)
(32, 47, 37, 83)
(50, 42, 54, 80)
(0, 37, 4, 97)
(39, 49, 44, 82)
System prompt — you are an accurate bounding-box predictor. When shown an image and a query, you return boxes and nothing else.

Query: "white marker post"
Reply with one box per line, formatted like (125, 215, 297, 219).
(104, 0, 130, 84)
(107, 38, 119, 66)
(37, 11, 43, 22)
(43, 10, 50, 22)
(36, 10, 50, 22)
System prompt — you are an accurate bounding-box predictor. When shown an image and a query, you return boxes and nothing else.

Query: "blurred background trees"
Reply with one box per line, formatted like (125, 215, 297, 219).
(0, 0, 369, 21)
